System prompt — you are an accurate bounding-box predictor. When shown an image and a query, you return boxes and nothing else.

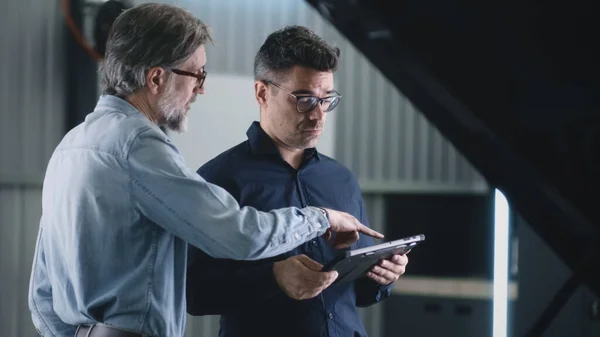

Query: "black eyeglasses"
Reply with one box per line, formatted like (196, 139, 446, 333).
(171, 68, 207, 88)
(264, 80, 341, 113)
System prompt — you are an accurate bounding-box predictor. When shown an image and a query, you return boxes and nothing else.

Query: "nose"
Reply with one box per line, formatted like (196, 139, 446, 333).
(194, 83, 205, 95)
(307, 103, 325, 120)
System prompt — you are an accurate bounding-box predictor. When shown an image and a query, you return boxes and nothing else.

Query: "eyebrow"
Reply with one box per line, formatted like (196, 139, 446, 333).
(291, 89, 339, 96)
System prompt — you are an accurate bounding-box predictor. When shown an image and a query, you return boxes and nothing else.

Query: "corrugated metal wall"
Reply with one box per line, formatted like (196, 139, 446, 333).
(334, 56, 488, 193)
(0, 0, 66, 336)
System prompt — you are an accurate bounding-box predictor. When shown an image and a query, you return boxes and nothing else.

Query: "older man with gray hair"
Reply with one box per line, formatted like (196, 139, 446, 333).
(28, 3, 382, 337)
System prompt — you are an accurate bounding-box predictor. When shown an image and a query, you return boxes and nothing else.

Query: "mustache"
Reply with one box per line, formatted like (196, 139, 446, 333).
(300, 123, 323, 131)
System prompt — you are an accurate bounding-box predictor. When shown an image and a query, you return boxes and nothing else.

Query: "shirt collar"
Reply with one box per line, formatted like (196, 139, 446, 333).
(94, 95, 144, 117)
(246, 121, 320, 160)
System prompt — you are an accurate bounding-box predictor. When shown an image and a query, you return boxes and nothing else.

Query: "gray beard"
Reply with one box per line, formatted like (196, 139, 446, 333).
(159, 83, 188, 134)
(164, 105, 187, 134)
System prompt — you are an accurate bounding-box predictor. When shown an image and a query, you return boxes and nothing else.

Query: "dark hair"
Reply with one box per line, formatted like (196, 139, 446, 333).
(253, 25, 340, 81)
(100, 3, 213, 97)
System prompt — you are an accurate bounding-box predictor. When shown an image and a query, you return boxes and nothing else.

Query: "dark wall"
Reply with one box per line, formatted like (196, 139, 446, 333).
(384, 192, 498, 279)
(514, 216, 600, 337)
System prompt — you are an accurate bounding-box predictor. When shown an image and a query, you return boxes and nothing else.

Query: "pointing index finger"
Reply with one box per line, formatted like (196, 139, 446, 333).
(357, 224, 384, 239)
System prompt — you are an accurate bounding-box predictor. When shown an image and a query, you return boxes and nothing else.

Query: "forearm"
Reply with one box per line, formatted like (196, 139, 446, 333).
(129, 128, 329, 260)
(135, 178, 328, 259)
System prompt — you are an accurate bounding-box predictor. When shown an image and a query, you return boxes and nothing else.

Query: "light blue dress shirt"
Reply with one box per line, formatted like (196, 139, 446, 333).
(28, 95, 330, 337)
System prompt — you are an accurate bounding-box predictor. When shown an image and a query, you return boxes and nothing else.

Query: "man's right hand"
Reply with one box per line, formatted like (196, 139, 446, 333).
(322, 208, 384, 248)
(273, 255, 338, 300)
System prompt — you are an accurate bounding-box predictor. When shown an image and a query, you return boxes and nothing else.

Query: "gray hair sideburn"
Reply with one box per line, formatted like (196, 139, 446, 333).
(100, 3, 213, 97)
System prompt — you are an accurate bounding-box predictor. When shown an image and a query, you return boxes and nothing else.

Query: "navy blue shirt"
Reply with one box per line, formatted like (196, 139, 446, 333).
(186, 122, 392, 337)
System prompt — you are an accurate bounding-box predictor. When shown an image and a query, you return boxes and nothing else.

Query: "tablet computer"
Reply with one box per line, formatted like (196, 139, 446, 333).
(323, 234, 425, 284)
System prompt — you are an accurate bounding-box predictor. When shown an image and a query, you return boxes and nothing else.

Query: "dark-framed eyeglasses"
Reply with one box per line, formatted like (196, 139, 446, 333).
(264, 80, 342, 113)
(171, 68, 207, 88)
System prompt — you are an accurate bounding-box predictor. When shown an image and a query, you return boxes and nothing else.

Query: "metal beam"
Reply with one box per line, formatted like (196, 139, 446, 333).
(360, 180, 489, 194)
(0, 174, 44, 188)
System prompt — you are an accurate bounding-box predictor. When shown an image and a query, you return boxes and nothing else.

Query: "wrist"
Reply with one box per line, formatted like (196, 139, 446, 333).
(272, 261, 285, 291)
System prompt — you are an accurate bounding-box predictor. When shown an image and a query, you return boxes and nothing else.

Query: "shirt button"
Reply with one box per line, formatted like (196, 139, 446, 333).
(328, 313, 333, 319)
(311, 240, 317, 246)
(294, 233, 301, 240)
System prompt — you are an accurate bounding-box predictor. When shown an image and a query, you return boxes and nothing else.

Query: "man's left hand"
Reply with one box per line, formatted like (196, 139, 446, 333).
(366, 254, 409, 285)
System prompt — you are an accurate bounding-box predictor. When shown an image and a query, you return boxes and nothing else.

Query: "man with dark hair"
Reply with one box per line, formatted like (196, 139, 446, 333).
(186, 25, 408, 337)
(28, 6, 381, 337)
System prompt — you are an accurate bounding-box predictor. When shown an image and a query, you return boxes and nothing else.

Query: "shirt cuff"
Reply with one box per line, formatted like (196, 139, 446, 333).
(274, 207, 330, 247)
(303, 206, 330, 235)
(291, 206, 330, 241)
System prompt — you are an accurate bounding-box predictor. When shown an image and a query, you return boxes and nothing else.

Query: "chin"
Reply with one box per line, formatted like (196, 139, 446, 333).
(301, 138, 320, 149)
(166, 114, 188, 134)
(173, 123, 188, 134)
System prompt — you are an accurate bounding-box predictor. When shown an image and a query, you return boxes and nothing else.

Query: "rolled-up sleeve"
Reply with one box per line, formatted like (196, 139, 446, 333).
(127, 127, 329, 260)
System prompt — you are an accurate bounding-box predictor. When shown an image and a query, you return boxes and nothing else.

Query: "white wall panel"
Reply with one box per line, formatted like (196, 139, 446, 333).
(0, 188, 44, 337)
(0, 0, 66, 336)
(0, 0, 65, 185)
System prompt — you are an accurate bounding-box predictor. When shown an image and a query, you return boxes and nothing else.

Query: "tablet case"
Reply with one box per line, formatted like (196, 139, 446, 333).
(323, 234, 425, 284)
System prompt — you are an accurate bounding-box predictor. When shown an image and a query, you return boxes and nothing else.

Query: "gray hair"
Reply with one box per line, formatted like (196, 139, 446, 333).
(254, 25, 340, 81)
(100, 3, 213, 97)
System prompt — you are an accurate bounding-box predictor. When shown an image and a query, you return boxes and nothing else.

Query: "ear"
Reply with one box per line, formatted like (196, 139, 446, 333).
(255, 81, 268, 109)
(146, 66, 167, 95)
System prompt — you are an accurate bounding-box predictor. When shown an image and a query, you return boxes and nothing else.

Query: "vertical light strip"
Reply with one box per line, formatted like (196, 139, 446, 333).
(493, 189, 510, 337)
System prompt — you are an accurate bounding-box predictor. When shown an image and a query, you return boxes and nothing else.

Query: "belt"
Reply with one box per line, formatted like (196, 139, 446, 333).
(75, 324, 146, 337)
